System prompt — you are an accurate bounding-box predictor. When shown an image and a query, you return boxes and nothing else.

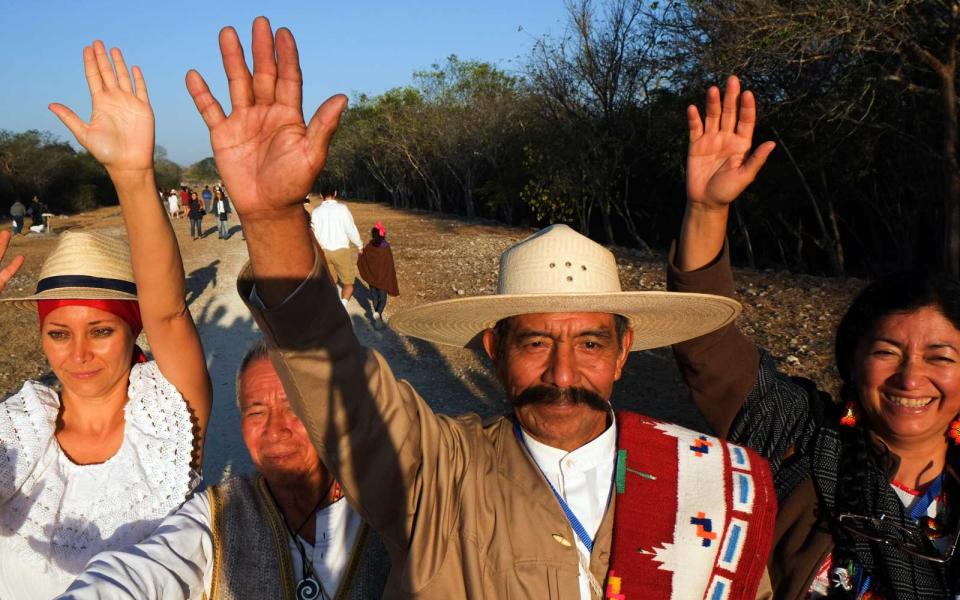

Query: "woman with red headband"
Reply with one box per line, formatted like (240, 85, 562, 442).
(357, 221, 399, 329)
(0, 41, 211, 598)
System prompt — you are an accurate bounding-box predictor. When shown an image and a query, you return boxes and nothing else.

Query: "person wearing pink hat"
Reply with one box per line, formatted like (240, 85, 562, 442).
(357, 221, 398, 328)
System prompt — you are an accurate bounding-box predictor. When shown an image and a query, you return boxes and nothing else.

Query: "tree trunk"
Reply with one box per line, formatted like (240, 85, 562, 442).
(463, 186, 475, 218)
(825, 194, 845, 275)
(502, 199, 514, 225)
(463, 171, 476, 219)
(733, 203, 755, 269)
(773, 128, 843, 275)
(576, 194, 592, 234)
(818, 170, 846, 275)
(941, 54, 960, 277)
(600, 198, 615, 244)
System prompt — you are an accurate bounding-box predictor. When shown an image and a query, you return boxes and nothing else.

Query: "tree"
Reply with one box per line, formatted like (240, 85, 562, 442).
(0, 130, 75, 201)
(154, 145, 182, 192)
(669, 0, 960, 274)
(525, 0, 672, 249)
(415, 56, 524, 218)
(183, 157, 220, 183)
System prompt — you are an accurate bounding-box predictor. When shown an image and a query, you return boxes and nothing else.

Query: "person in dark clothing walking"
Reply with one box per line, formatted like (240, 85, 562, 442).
(9, 201, 26, 235)
(188, 190, 204, 240)
(357, 221, 399, 328)
(28, 197, 45, 228)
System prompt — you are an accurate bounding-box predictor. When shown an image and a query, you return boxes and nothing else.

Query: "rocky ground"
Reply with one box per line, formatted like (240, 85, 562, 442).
(0, 199, 864, 481)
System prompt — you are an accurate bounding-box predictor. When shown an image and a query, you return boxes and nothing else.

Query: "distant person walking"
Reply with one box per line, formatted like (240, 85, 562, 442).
(218, 185, 241, 240)
(358, 221, 399, 327)
(166, 189, 180, 219)
(201, 185, 213, 213)
(310, 189, 363, 306)
(9, 201, 26, 235)
(213, 187, 231, 239)
(27, 196, 47, 234)
(187, 190, 204, 240)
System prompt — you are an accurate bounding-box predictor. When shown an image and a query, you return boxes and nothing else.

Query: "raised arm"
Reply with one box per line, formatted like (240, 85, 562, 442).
(49, 42, 212, 454)
(185, 17, 346, 306)
(679, 76, 775, 270)
(671, 76, 774, 436)
(186, 19, 473, 558)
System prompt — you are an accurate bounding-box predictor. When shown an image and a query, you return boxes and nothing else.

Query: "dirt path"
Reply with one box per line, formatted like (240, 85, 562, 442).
(1, 198, 864, 483)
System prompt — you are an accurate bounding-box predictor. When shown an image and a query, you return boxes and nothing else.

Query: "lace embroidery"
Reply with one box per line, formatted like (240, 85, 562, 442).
(0, 361, 197, 576)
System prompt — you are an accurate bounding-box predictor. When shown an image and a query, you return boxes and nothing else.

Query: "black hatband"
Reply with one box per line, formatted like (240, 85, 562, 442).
(36, 275, 137, 295)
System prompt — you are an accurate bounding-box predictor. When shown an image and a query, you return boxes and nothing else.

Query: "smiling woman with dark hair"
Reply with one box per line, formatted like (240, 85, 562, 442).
(0, 41, 211, 598)
(672, 75, 960, 599)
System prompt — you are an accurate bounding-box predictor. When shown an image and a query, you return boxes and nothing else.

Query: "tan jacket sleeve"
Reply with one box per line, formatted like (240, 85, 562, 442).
(238, 254, 470, 579)
(667, 241, 759, 438)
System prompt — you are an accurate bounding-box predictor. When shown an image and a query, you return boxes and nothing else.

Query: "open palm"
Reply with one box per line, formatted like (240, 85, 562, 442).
(186, 18, 346, 217)
(50, 42, 153, 173)
(686, 76, 775, 209)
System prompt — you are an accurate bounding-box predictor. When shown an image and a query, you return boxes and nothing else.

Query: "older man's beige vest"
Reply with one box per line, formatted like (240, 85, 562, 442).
(207, 474, 390, 600)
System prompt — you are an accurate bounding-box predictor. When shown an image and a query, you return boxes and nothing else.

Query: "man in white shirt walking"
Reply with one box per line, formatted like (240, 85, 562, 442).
(310, 188, 363, 306)
(59, 341, 390, 600)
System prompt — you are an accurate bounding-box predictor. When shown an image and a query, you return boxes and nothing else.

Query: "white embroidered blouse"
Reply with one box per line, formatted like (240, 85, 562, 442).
(0, 361, 198, 599)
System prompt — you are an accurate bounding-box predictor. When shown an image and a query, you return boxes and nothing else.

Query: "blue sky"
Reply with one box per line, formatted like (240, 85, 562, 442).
(0, 1, 569, 164)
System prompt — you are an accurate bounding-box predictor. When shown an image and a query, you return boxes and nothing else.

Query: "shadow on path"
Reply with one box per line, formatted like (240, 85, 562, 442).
(183, 256, 262, 484)
(185, 260, 220, 308)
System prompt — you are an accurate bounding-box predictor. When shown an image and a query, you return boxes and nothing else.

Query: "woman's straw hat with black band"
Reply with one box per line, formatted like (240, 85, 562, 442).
(390, 224, 741, 351)
(1, 231, 137, 311)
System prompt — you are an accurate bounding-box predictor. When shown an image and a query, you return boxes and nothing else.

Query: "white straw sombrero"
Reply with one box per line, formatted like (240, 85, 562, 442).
(1, 231, 137, 311)
(390, 224, 741, 351)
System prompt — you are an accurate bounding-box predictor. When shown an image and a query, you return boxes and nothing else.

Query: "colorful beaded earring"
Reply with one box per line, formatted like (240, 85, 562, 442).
(948, 419, 960, 445)
(840, 401, 857, 427)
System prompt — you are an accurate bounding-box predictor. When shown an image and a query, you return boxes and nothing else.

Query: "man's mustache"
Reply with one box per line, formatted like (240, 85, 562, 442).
(511, 385, 609, 411)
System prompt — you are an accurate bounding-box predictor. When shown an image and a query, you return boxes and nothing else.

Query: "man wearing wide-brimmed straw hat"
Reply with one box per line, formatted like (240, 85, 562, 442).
(187, 17, 777, 600)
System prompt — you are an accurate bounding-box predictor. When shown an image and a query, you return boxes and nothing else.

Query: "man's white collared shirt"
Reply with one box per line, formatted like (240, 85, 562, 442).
(310, 199, 362, 251)
(521, 421, 617, 600)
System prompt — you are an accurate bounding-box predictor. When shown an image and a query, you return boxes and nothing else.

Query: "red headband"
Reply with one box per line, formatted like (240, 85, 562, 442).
(374, 221, 386, 237)
(38, 299, 147, 363)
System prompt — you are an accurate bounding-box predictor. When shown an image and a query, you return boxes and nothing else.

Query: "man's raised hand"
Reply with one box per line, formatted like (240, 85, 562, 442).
(186, 17, 347, 220)
(686, 76, 775, 210)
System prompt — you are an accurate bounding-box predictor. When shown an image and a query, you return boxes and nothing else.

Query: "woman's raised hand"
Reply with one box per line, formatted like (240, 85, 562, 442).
(677, 76, 776, 271)
(686, 76, 775, 210)
(49, 42, 154, 176)
(0, 231, 24, 295)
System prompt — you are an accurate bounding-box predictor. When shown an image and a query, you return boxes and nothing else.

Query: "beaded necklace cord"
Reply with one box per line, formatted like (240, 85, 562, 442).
(267, 477, 339, 600)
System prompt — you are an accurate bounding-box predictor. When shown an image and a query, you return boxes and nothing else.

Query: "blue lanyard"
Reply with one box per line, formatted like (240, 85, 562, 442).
(909, 473, 945, 521)
(513, 422, 595, 552)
